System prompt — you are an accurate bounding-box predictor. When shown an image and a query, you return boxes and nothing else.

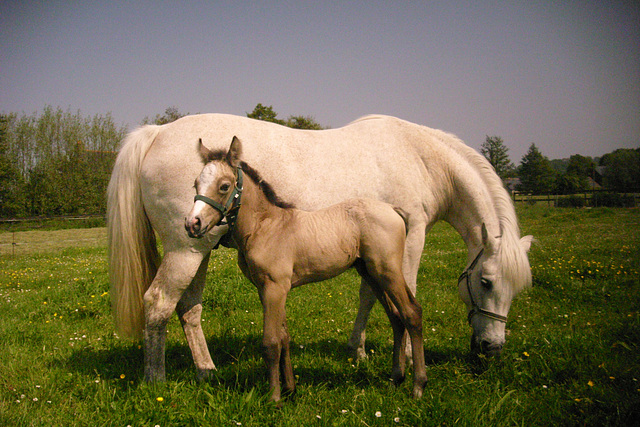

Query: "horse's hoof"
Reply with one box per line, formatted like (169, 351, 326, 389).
(196, 367, 216, 381)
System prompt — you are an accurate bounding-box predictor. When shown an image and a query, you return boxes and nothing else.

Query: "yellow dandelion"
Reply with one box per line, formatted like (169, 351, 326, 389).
(120, 374, 125, 379)
(156, 397, 164, 402)
(523, 351, 530, 357)
(587, 380, 594, 387)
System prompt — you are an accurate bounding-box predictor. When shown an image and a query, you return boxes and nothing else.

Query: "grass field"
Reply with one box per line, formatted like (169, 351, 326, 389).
(1, 206, 638, 426)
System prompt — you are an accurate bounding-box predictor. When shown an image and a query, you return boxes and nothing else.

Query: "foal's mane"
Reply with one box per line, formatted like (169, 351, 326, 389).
(203, 149, 295, 210)
(448, 137, 532, 294)
(240, 161, 296, 209)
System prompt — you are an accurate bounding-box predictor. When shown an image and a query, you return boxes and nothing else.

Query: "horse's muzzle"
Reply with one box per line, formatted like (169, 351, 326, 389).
(471, 335, 503, 358)
(185, 216, 207, 238)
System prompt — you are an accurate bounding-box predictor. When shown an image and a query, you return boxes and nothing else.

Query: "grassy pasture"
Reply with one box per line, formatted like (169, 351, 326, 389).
(0, 206, 638, 426)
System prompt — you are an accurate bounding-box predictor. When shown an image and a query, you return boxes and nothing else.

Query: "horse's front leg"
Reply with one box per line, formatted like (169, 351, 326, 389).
(144, 249, 207, 382)
(176, 252, 216, 380)
(259, 281, 291, 402)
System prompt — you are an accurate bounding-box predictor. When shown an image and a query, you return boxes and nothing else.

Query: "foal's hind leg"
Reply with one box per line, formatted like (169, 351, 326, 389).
(176, 252, 216, 380)
(347, 279, 376, 360)
(349, 218, 428, 360)
(356, 272, 408, 385)
(258, 280, 294, 402)
(357, 262, 427, 398)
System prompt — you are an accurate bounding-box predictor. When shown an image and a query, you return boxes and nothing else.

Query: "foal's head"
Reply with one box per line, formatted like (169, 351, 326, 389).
(185, 136, 242, 239)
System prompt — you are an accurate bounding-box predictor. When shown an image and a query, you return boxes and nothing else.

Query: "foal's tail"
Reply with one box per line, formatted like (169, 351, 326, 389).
(107, 125, 162, 339)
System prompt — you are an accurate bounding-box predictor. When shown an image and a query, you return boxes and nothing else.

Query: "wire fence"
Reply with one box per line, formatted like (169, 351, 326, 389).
(512, 189, 640, 207)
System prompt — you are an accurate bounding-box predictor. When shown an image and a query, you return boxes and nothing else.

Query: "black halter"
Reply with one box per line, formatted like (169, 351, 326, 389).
(458, 248, 508, 324)
(194, 165, 243, 248)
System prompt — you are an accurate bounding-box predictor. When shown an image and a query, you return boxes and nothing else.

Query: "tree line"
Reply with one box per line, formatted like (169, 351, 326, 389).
(1, 105, 636, 219)
(0, 106, 127, 218)
(481, 136, 640, 196)
(0, 105, 324, 219)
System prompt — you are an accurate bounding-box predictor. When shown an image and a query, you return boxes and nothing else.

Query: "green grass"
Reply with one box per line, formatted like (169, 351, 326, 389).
(0, 206, 638, 426)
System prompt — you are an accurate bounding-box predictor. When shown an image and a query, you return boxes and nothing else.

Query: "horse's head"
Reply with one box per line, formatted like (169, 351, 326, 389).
(185, 136, 243, 239)
(458, 224, 533, 358)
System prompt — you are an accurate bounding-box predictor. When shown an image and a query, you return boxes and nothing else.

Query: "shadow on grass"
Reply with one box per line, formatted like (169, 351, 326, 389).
(57, 331, 483, 395)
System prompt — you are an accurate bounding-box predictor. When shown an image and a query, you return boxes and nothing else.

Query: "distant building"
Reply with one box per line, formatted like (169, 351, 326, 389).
(504, 178, 520, 194)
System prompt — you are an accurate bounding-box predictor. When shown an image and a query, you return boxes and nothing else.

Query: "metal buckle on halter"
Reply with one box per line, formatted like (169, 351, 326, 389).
(458, 248, 508, 324)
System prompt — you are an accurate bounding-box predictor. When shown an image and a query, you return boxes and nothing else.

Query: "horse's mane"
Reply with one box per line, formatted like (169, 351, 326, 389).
(443, 133, 532, 294)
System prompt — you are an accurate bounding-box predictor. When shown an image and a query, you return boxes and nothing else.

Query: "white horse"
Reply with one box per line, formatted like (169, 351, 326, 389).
(107, 114, 532, 382)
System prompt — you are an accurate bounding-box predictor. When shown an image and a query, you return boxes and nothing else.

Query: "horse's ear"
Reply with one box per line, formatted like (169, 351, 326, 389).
(227, 136, 243, 167)
(198, 138, 212, 163)
(520, 235, 534, 253)
(481, 223, 488, 245)
(481, 223, 501, 252)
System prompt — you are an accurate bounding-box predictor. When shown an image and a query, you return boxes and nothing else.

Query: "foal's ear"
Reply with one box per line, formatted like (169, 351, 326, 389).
(198, 138, 212, 163)
(226, 136, 243, 168)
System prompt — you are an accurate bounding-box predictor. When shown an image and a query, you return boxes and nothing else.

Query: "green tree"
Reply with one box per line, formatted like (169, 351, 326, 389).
(555, 154, 595, 193)
(247, 103, 285, 125)
(517, 143, 556, 194)
(600, 149, 640, 191)
(0, 107, 124, 218)
(285, 115, 324, 130)
(143, 107, 186, 125)
(247, 104, 327, 130)
(480, 136, 514, 181)
(0, 114, 26, 216)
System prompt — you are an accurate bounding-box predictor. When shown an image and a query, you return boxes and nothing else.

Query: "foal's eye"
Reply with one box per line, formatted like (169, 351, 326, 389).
(219, 183, 231, 193)
(480, 278, 493, 290)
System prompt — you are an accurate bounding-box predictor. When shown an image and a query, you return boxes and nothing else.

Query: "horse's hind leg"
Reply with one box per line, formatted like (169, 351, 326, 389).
(144, 249, 207, 382)
(176, 252, 216, 380)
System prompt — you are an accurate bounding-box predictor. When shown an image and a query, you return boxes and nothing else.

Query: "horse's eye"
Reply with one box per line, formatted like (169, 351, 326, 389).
(480, 278, 493, 290)
(220, 183, 231, 193)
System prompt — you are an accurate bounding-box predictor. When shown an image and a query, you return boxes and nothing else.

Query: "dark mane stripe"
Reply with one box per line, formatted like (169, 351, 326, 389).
(240, 161, 296, 210)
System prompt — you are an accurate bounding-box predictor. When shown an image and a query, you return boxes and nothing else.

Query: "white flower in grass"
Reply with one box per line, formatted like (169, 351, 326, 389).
(375, 411, 382, 417)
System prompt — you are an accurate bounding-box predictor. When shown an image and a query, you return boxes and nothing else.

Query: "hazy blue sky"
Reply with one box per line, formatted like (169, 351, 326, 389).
(1, 0, 638, 160)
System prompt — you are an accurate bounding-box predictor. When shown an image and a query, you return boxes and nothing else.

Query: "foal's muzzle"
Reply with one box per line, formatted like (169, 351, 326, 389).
(185, 215, 210, 238)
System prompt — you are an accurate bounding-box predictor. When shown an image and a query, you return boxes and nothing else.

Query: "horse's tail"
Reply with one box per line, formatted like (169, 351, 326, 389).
(107, 125, 162, 339)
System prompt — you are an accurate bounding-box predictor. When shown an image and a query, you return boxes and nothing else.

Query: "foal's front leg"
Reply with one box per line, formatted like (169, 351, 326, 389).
(259, 281, 293, 402)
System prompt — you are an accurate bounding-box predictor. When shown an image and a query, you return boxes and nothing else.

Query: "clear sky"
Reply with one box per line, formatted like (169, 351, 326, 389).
(1, 0, 638, 161)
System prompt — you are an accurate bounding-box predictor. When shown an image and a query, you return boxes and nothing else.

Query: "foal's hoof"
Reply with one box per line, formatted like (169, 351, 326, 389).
(412, 386, 424, 399)
(352, 347, 368, 361)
